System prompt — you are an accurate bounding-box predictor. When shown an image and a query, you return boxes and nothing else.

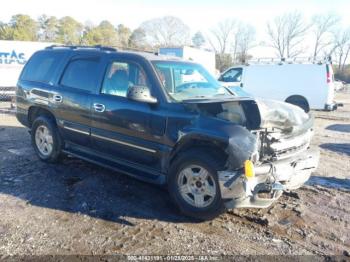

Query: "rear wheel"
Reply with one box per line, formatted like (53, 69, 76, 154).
(168, 150, 225, 220)
(285, 96, 310, 112)
(31, 116, 63, 163)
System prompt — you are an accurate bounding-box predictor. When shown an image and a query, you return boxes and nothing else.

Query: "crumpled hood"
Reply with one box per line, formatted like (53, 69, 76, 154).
(183, 97, 312, 134)
(256, 99, 311, 133)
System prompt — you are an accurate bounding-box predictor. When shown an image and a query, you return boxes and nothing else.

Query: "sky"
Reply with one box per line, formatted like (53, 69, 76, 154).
(1, 0, 350, 57)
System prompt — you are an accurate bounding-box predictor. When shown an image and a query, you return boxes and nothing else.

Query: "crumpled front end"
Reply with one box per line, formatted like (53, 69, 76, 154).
(218, 98, 320, 209)
(182, 96, 320, 209)
(218, 147, 319, 209)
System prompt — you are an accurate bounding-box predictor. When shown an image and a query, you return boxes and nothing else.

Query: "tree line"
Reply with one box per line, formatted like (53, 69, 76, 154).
(0, 12, 349, 77)
(0, 14, 193, 50)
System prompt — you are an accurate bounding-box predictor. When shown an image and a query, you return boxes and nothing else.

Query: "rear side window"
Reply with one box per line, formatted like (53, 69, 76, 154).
(60, 58, 100, 92)
(21, 51, 63, 83)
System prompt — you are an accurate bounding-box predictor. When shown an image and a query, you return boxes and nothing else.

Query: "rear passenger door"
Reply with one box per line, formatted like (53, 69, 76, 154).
(54, 54, 104, 146)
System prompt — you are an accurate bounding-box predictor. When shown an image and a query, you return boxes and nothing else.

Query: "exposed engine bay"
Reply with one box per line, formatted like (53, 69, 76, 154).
(187, 97, 314, 163)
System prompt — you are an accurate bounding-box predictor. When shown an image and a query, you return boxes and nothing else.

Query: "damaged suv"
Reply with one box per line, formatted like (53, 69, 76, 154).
(16, 46, 319, 220)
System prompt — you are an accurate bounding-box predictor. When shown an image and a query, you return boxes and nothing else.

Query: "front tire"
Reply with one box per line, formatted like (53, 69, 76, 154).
(168, 150, 225, 220)
(31, 116, 63, 163)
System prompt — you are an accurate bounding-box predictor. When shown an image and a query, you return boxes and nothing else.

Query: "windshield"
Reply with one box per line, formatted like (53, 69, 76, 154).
(152, 61, 230, 102)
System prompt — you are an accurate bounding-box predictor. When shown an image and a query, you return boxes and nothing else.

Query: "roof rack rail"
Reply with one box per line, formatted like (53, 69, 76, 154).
(93, 45, 117, 52)
(116, 46, 157, 54)
(245, 56, 332, 65)
(45, 45, 117, 52)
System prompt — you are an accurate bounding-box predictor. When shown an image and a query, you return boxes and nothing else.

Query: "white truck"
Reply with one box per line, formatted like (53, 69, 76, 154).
(0, 40, 55, 100)
(218, 58, 337, 112)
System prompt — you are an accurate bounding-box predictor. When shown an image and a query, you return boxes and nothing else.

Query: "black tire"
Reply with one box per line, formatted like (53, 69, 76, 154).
(168, 149, 226, 220)
(31, 116, 63, 163)
(285, 96, 310, 113)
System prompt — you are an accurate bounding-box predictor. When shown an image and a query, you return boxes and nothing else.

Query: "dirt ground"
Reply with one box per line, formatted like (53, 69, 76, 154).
(0, 90, 349, 257)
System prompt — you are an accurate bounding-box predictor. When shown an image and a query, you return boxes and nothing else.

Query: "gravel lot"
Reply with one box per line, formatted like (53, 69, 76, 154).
(0, 90, 349, 257)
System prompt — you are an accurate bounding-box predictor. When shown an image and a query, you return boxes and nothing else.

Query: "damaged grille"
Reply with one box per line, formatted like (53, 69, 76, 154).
(263, 129, 312, 160)
(272, 141, 309, 160)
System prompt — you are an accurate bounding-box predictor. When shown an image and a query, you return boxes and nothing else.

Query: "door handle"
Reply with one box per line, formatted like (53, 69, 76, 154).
(93, 103, 105, 112)
(53, 94, 63, 103)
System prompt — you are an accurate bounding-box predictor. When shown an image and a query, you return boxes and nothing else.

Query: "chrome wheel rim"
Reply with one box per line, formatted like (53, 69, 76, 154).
(177, 165, 217, 208)
(35, 125, 53, 156)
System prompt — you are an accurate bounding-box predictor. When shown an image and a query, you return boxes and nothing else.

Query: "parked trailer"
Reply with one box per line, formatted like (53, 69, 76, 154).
(0, 40, 55, 100)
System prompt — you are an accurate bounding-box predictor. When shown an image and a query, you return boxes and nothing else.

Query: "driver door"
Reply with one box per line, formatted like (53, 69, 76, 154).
(90, 59, 166, 172)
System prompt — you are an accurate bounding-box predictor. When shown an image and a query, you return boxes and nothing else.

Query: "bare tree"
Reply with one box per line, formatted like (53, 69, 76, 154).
(138, 16, 190, 47)
(332, 28, 350, 71)
(267, 16, 286, 57)
(267, 11, 309, 58)
(206, 19, 237, 71)
(207, 19, 237, 54)
(234, 23, 256, 63)
(311, 13, 340, 58)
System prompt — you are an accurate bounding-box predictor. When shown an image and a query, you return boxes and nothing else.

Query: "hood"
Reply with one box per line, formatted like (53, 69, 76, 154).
(183, 97, 312, 134)
(255, 99, 312, 133)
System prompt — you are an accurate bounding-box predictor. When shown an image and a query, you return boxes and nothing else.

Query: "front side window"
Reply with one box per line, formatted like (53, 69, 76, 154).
(101, 61, 149, 97)
(60, 58, 100, 92)
(220, 68, 242, 82)
(152, 61, 230, 102)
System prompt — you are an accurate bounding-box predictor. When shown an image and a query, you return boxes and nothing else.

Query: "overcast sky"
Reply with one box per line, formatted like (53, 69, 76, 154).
(2, 0, 350, 57)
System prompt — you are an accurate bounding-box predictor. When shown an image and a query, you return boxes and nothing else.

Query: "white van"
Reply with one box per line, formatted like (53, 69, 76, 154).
(218, 59, 337, 112)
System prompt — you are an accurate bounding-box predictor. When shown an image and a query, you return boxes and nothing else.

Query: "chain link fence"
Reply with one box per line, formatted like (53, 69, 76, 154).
(0, 86, 15, 101)
(0, 86, 16, 113)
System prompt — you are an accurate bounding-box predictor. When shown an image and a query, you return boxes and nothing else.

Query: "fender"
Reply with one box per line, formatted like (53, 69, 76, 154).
(169, 123, 258, 171)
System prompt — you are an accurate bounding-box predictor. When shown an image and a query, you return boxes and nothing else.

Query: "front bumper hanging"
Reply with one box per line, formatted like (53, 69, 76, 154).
(218, 147, 320, 209)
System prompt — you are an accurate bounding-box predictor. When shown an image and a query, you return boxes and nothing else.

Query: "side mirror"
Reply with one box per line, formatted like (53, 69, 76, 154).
(127, 85, 158, 104)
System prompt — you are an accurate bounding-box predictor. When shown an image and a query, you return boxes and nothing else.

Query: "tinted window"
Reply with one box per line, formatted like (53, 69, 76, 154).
(220, 68, 242, 82)
(21, 51, 63, 83)
(61, 58, 99, 92)
(101, 61, 149, 97)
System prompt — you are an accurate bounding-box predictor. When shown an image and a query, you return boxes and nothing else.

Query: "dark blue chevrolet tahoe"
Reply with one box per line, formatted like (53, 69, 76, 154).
(16, 46, 320, 220)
